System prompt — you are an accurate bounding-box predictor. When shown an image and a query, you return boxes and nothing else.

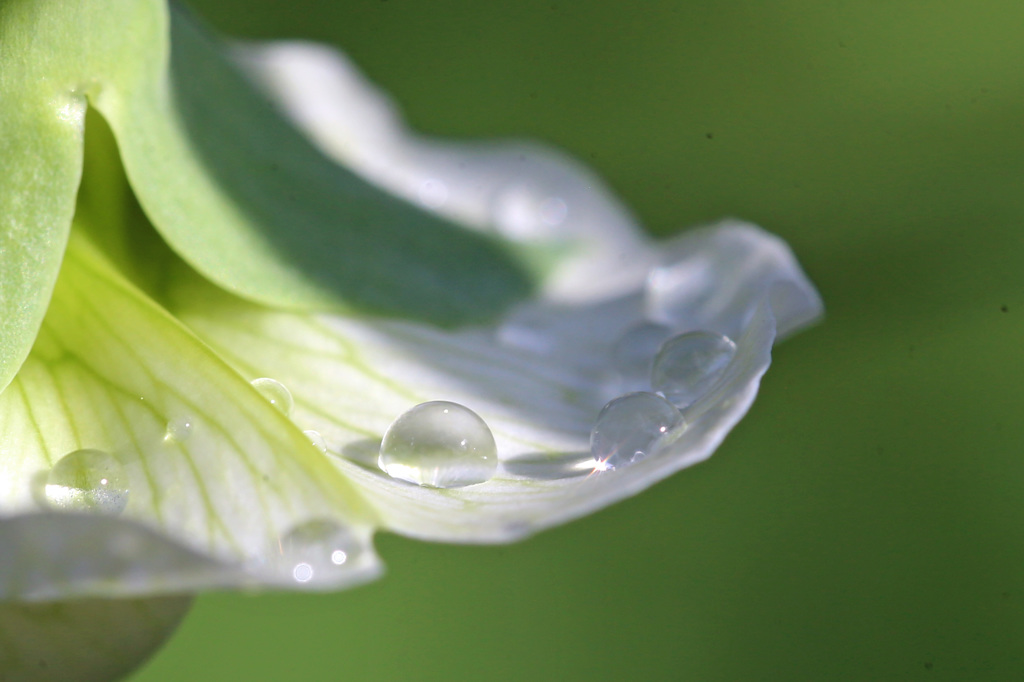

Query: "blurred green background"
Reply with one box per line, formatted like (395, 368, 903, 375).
(133, 1, 1024, 679)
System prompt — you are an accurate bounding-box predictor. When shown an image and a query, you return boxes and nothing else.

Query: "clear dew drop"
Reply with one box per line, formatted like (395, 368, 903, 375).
(378, 401, 498, 488)
(44, 449, 130, 515)
(304, 430, 328, 454)
(608, 322, 675, 395)
(278, 519, 361, 584)
(251, 377, 294, 416)
(651, 331, 737, 408)
(164, 416, 194, 443)
(590, 392, 684, 471)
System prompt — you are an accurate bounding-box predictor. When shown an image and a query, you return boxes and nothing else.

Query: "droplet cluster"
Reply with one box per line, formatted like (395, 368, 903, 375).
(592, 321, 736, 469)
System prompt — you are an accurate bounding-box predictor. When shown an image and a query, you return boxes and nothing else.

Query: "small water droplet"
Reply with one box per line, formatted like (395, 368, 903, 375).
(45, 449, 129, 514)
(278, 519, 361, 584)
(304, 430, 328, 454)
(608, 322, 674, 395)
(164, 417, 194, 443)
(651, 331, 737, 408)
(251, 378, 293, 416)
(378, 401, 497, 488)
(590, 392, 684, 470)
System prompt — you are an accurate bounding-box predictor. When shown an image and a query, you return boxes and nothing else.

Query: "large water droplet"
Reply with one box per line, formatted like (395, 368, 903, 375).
(164, 417, 194, 443)
(607, 322, 674, 395)
(278, 519, 361, 584)
(304, 430, 328, 454)
(590, 392, 684, 471)
(45, 449, 129, 514)
(651, 331, 737, 408)
(378, 401, 498, 488)
(251, 377, 293, 416)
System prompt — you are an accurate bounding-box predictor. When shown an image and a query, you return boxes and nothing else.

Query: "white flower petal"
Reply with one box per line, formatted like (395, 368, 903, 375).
(170, 42, 824, 543)
(235, 41, 655, 303)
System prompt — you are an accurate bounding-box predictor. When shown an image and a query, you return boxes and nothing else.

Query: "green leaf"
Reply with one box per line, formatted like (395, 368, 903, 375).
(0, 231, 380, 599)
(0, 595, 191, 681)
(0, 1, 532, 402)
(0, 1, 85, 395)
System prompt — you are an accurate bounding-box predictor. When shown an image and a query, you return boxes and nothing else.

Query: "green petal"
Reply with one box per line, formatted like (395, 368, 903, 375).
(0, 232, 380, 598)
(0, 1, 84, 394)
(0, 596, 190, 682)
(0, 3, 532, 393)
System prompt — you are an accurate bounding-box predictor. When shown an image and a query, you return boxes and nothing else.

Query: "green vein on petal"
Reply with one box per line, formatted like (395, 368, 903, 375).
(0, 229, 381, 599)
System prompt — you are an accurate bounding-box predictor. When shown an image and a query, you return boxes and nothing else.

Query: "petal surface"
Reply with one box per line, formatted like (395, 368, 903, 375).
(0, 233, 380, 599)
(156, 41, 825, 543)
(170, 223, 819, 542)
(0, 595, 191, 682)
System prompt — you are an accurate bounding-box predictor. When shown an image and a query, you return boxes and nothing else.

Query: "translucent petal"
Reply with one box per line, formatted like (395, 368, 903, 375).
(150, 40, 826, 544)
(169, 226, 818, 542)
(0, 594, 191, 681)
(0, 233, 380, 599)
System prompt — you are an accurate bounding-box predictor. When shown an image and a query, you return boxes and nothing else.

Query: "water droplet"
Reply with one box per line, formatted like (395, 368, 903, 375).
(251, 378, 293, 416)
(45, 449, 129, 514)
(304, 430, 328, 454)
(651, 331, 737, 408)
(378, 401, 497, 488)
(590, 392, 684, 471)
(278, 519, 361, 584)
(164, 417, 194, 443)
(608, 322, 674, 395)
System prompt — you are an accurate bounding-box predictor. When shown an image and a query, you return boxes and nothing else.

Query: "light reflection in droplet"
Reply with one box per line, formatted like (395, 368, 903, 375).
(590, 392, 684, 471)
(651, 331, 737, 408)
(278, 519, 361, 585)
(304, 430, 328, 454)
(292, 562, 314, 583)
(251, 377, 294, 416)
(164, 417, 194, 443)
